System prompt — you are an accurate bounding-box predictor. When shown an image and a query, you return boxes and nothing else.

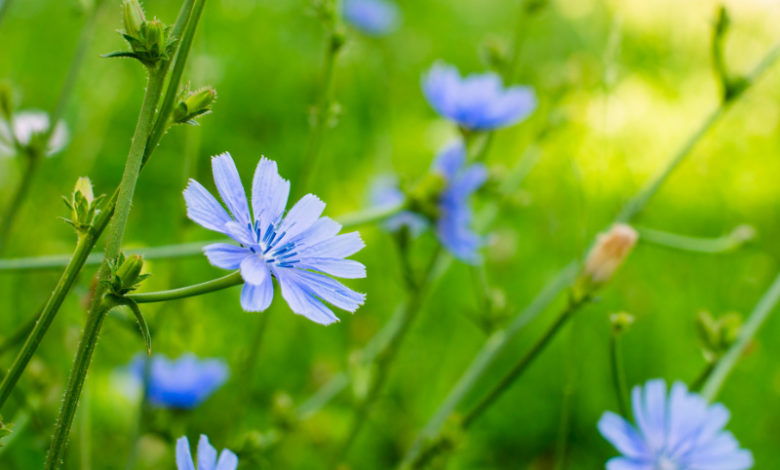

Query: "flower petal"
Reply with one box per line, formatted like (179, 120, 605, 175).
(216, 450, 239, 470)
(211, 153, 251, 226)
(176, 436, 196, 470)
(297, 258, 367, 278)
(598, 411, 650, 460)
(251, 156, 290, 231)
(276, 194, 326, 245)
(197, 435, 217, 470)
(273, 268, 340, 325)
(605, 457, 653, 470)
(432, 141, 466, 181)
(288, 269, 365, 312)
(184, 180, 233, 233)
(240, 280, 274, 312)
(203, 243, 250, 270)
(240, 255, 269, 286)
(299, 231, 365, 259)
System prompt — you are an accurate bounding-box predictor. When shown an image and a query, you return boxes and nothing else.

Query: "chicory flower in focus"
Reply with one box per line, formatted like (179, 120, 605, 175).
(422, 62, 536, 131)
(128, 354, 228, 409)
(0, 110, 69, 157)
(176, 435, 238, 470)
(184, 153, 366, 325)
(343, 0, 400, 36)
(598, 379, 753, 470)
(370, 141, 487, 263)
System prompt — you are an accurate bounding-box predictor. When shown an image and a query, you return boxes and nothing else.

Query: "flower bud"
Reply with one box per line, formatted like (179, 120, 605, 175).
(610, 311, 635, 334)
(696, 310, 742, 362)
(122, 0, 146, 38)
(106, 254, 150, 296)
(173, 87, 217, 125)
(63, 176, 104, 235)
(582, 223, 638, 287)
(74, 176, 94, 204)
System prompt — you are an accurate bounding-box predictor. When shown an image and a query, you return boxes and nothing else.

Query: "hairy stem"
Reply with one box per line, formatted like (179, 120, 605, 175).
(126, 270, 242, 303)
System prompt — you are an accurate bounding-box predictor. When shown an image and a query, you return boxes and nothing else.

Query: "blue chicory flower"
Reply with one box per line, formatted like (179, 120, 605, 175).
(343, 0, 400, 36)
(176, 435, 237, 470)
(422, 62, 536, 131)
(0, 110, 69, 157)
(183, 153, 366, 325)
(370, 141, 487, 263)
(128, 353, 228, 409)
(598, 379, 753, 470)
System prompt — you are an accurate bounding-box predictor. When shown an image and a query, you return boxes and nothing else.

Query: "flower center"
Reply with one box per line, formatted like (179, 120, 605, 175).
(249, 222, 300, 268)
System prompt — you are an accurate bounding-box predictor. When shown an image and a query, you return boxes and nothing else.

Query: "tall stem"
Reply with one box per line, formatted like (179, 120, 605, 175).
(701, 271, 780, 402)
(609, 332, 629, 417)
(0, 155, 39, 253)
(0, 0, 12, 29)
(335, 247, 443, 462)
(400, 39, 780, 468)
(45, 67, 167, 469)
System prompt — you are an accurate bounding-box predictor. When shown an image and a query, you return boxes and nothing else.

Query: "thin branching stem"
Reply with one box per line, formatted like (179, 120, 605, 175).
(400, 39, 780, 468)
(609, 331, 629, 417)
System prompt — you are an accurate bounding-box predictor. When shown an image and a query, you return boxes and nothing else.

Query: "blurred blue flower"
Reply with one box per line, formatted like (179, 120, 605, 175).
(184, 153, 366, 325)
(369, 175, 427, 236)
(0, 110, 69, 157)
(129, 354, 228, 409)
(343, 0, 400, 36)
(598, 379, 753, 470)
(433, 141, 488, 263)
(176, 434, 238, 470)
(369, 141, 487, 263)
(422, 62, 536, 131)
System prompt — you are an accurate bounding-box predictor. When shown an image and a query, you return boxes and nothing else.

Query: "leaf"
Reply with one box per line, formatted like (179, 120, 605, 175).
(106, 296, 152, 356)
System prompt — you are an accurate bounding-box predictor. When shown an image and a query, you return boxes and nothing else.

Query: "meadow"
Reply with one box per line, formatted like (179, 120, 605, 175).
(1, 0, 780, 469)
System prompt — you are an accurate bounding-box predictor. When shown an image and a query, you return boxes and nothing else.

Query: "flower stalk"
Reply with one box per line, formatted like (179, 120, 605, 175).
(400, 38, 780, 468)
(126, 271, 243, 304)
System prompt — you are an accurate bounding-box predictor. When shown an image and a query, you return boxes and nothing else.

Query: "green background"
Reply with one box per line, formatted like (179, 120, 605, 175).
(1, 0, 780, 468)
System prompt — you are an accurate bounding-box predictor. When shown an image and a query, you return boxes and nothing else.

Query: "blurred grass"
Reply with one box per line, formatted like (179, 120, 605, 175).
(2, 0, 780, 468)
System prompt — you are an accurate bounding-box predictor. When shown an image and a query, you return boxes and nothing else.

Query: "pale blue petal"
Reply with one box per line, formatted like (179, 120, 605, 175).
(176, 436, 196, 470)
(478, 86, 536, 130)
(137, 354, 228, 409)
(203, 243, 250, 270)
(299, 232, 365, 259)
(641, 379, 668, 450)
(605, 457, 652, 470)
(286, 216, 342, 250)
(276, 194, 326, 245)
(211, 153, 251, 226)
(343, 0, 399, 36)
(597, 411, 650, 460)
(197, 435, 217, 470)
(183, 180, 233, 233)
(451, 164, 488, 197)
(289, 269, 366, 312)
(432, 141, 466, 181)
(273, 268, 340, 325)
(240, 280, 274, 312)
(216, 450, 239, 470)
(297, 258, 366, 278)
(251, 156, 290, 231)
(422, 62, 461, 118)
(240, 256, 269, 286)
(223, 221, 256, 246)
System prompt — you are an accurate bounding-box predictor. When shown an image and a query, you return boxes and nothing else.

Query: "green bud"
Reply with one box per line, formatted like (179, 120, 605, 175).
(270, 392, 297, 430)
(62, 176, 104, 235)
(480, 36, 508, 72)
(173, 87, 217, 125)
(610, 311, 635, 334)
(695, 311, 743, 362)
(122, 0, 146, 38)
(714, 5, 730, 38)
(116, 254, 145, 292)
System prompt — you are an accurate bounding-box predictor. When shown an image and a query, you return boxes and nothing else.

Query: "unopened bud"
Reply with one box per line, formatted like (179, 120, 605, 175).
(173, 87, 217, 124)
(610, 311, 635, 334)
(122, 0, 146, 38)
(74, 176, 94, 204)
(481, 36, 508, 71)
(63, 176, 104, 235)
(117, 254, 145, 292)
(696, 310, 742, 362)
(714, 5, 730, 38)
(583, 223, 638, 287)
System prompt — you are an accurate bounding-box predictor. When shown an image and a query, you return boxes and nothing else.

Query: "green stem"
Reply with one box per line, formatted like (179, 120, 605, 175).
(400, 38, 780, 468)
(637, 225, 753, 254)
(334, 248, 443, 462)
(689, 361, 716, 393)
(701, 271, 780, 402)
(126, 270, 242, 304)
(609, 332, 629, 417)
(0, 155, 39, 254)
(460, 297, 588, 430)
(298, 11, 343, 193)
(0, 204, 406, 272)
